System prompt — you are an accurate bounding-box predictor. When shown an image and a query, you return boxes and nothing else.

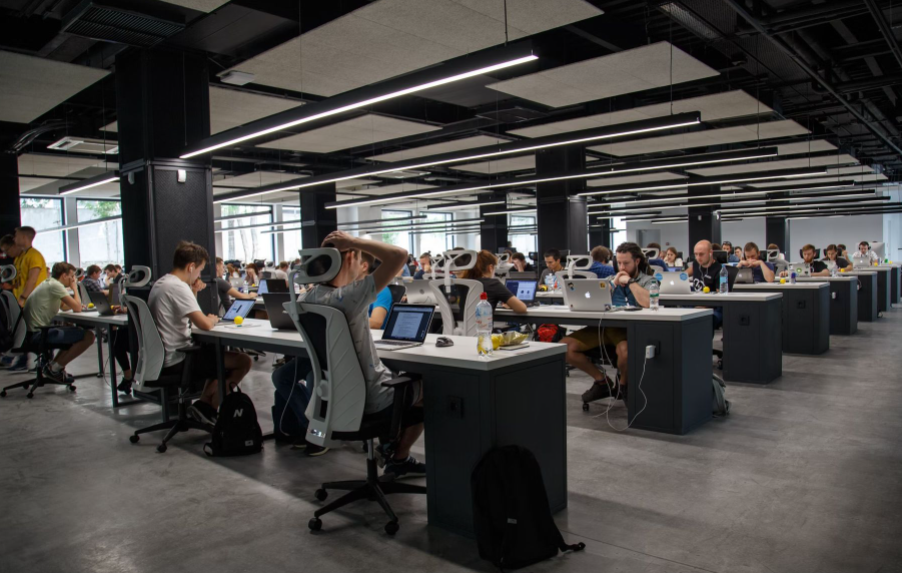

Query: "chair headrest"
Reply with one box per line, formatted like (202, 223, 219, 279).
(441, 249, 478, 272)
(766, 249, 780, 262)
(75, 267, 85, 280)
(642, 248, 660, 259)
(566, 255, 592, 269)
(292, 248, 342, 286)
(124, 265, 152, 288)
(0, 264, 16, 283)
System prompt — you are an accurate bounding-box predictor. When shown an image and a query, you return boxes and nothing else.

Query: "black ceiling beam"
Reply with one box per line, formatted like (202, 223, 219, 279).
(863, 0, 902, 72)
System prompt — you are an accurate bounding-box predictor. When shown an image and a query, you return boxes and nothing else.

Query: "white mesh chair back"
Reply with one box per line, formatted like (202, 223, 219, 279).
(555, 270, 597, 282)
(428, 278, 485, 336)
(120, 293, 166, 390)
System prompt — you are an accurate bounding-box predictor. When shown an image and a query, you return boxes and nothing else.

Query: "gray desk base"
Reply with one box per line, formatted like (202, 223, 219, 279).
(500, 313, 713, 435)
(855, 274, 879, 321)
(661, 297, 782, 384)
(875, 269, 891, 313)
(829, 280, 858, 335)
(889, 267, 900, 305)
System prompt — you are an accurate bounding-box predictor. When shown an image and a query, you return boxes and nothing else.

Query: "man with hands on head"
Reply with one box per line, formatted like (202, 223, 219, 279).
(737, 242, 775, 283)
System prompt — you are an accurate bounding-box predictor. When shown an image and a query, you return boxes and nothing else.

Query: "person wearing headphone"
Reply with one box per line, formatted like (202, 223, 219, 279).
(852, 241, 879, 266)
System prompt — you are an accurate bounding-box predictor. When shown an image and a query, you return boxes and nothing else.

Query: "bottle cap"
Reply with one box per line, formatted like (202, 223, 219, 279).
(480, 292, 488, 300)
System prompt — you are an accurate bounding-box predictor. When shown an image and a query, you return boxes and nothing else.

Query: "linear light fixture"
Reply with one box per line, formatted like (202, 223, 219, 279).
(338, 214, 426, 227)
(717, 197, 890, 214)
(598, 190, 880, 215)
(722, 208, 902, 222)
(58, 171, 119, 196)
(35, 214, 121, 234)
(721, 202, 902, 219)
(211, 112, 704, 203)
(214, 219, 302, 233)
(183, 48, 538, 159)
(483, 208, 537, 216)
(585, 147, 777, 183)
(652, 217, 689, 225)
(354, 217, 484, 233)
(425, 199, 507, 211)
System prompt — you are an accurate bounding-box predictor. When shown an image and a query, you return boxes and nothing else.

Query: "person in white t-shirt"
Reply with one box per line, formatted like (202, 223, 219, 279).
(851, 241, 880, 266)
(148, 241, 251, 426)
(271, 261, 290, 280)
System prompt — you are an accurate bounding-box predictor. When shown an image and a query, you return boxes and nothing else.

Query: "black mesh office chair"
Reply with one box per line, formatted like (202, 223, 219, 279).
(387, 284, 406, 306)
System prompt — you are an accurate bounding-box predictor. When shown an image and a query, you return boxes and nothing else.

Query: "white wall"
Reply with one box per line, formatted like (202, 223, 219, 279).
(788, 214, 884, 261)
(627, 220, 689, 254)
(721, 218, 766, 251)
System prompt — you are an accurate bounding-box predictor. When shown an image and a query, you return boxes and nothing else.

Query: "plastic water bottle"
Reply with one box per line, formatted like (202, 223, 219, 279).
(649, 282, 659, 311)
(790, 271, 797, 285)
(475, 292, 494, 357)
(719, 265, 729, 294)
(544, 272, 555, 291)
(831, 264, 837, 278)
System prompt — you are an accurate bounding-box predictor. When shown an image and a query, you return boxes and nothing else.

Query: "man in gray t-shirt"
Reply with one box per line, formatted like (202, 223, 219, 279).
(301, 231, 426, 479)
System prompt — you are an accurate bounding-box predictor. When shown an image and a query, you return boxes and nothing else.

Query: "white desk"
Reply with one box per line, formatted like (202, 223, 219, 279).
(735, 283, 830, 354)
(191, 319, 568, 538)
(55, 311, 131, 407)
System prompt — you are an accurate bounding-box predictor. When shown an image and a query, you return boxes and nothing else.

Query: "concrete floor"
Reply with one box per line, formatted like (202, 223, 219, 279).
(2, 310, 902, 573)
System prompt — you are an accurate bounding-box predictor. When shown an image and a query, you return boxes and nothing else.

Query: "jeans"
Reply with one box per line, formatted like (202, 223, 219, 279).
(712, 307, 724, 331)
(32, 327, 86, 345)
(272, 357, 313, 430)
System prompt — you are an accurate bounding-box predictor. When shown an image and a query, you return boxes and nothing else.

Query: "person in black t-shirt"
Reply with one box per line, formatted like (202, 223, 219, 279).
(802, 244, 830, 276)
(687, 240, 723, 329)
(215, 257, 257, 313)
(822, 244, 852, 273)
(458, 250, 528, 314)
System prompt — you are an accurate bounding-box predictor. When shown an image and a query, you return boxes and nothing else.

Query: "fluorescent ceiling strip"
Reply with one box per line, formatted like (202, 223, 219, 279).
(597, 190, 879, 215)
(721, 206, 902, 220)
(483, 208, 537, 216)
(722, 203, 902, 219)
(718, 199, 889, 214)
(214, 219, 301, 232)
(58, 172, 119, 196)
(338, 214, 426, 227)
(183, 54, 538, 159)
(579, 169, 827, 197)
(426, 199, 506, 211)
(36, 215, 121, 234)
(652, 218, 688, 225)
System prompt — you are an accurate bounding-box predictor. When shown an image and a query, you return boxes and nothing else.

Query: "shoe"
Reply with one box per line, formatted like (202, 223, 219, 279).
(188, 400, 218, 426)
(42, 365, 67, 384)
(373, 442, 396, 468)
(0, 355, 14, 368)
(581, 379, 613, 403)
(8, 356, 28, 372)
(305, 443, 330, 457)
(116, 378, 133, 395)
(383, 455, 426, 479)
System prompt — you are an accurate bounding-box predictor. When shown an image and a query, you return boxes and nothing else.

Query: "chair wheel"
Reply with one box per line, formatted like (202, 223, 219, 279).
(582, 402, 589, 412)
(156, 444, 167, 453)
(384, 521, 399, 535)
(308, 518, 322, 532)
(26, 393, 34, 399)
(129, 435, 139, 444)
(314, 489, 328, 501)
(0, 391, 6, 398)
(67, 385, 76, 392)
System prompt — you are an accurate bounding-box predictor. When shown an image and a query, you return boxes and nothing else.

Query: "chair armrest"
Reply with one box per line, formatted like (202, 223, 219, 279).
(380, 373, 421, 389)
(381, 373, 422, 444)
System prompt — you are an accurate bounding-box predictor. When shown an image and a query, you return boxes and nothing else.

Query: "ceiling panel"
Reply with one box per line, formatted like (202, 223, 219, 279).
(586, 171, 687, 188)
(366, 135, 509, 162)
(776, 140, 837, 156)
(18, 153, 117, 178)
(0, 51, 109, 124)
(356, 183, 435, 196)
(588, 120, 809, 157)
(258, 114, 441, 154)
(509, 90, 768, 138)
(687, 154, 860, 177)
(213, 171, 307, 189)
(226, 0, 601, 97)
(450, 155, 536, 174)
(486, 42, 719, 108)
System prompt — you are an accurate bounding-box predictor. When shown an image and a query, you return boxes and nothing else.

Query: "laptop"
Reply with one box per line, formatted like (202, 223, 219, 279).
(88, 290, 115, 316)
(509, 271, 537, 280)
(561, 279, 615, 312)
(406, 279, 437, 304)
(656, 271, 692, 294)
(734, 268, 755, 284)
(264, 278, 289, 293)
(788, 262, 811, 277)
(505, 279, 539, 307)
(262, 293, 294, 330)
(221, 299, 255, 323)
(373, 304, 435, 350)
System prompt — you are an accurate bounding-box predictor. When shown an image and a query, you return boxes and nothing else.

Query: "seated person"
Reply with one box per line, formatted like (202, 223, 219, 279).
(82, 265, 107, 294)
(589, 246, 616, 278)
(244, 263, 259, 288)
(662, 247, 683, 270)
(457, 250, 528, 313)
(104, 264, 123, 286)
(788, 244, 830, 277)
(733, 246, 743, 262)
(823, 244, 852, 273)
(149, 241, 252, 425)
(851, 241, 879, 266)
(645, 242, 668, 269)
(838, 244, 849, 260)
(511, 252, 534, 273)
(272, 261, 290, 280)
(722, 241, 739, 263)
(687, 240, 723, 329)
(538, 249, 564, 287)
(362, 252, 394, 329)
(22, 262, 96, 383)
(738, 242, 775, 283)
(766, 243, 785, 261)
(214, 257, 256, 314)
(562, 243, 656, 404)
(413, 252, 432, 279)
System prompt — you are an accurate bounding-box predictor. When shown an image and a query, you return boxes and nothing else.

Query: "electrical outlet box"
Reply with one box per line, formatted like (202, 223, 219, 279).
(446, 396, 464, 419)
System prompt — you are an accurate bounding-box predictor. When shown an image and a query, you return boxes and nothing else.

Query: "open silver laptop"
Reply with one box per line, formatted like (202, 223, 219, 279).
(656, 271, 692, 294)
(734, 268, 755, 284)
(561, 279, 615, 311)
(374, 304, 435, 350)
(405, 279, 437, 304)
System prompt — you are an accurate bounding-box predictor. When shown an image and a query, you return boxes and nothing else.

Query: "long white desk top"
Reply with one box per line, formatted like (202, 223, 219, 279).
(735, 282, 828, 291)
(796, 277, 857, 283)
(845, 270, 877, 275)
(193, 319, 565, 372)
(496, 306, 712, 322)
(537, 291, 781, 302)
(56, 310, 128, 326)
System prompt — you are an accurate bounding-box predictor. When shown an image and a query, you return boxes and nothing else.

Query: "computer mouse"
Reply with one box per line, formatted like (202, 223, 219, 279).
(436, 336, 454, 348)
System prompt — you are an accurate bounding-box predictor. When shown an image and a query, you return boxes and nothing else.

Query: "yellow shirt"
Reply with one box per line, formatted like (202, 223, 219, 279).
(14, 247, 48, 300)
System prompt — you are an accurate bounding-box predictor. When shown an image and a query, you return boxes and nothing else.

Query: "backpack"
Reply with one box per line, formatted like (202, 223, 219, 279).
(536, 324, 563, 343)
(472, 446, 585, 570)
(204, 388, 263, 457)
(712, 374, 730, 416)
(0, 301, 12, 354)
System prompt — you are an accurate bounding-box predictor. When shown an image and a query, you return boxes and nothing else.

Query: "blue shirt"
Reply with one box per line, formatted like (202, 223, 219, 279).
(752, 262, 775, 283)
(368, 286, 393, 328)
(413, 269, 426, 279)
(401, 265, 411, 277)
(610, 273, 658, 307)
(589, 262, 616, 279)
(728, 255, 740, 263)
(648, 258, 668, 269)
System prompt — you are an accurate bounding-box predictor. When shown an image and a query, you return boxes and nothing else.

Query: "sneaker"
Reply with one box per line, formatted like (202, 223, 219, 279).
(581, 379, 613, 404)
(305, 443, 330, 457)
(116, 378, 133, 395)
(188, 400, 218, 426)
(42, 365, 67, 384)
(383, 455, 426, 479)
(7, 356, 28, 372)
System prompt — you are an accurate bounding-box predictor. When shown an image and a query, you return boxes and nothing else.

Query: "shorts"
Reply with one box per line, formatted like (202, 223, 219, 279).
(159, 345, 226, 387)
(31, 327, 87, 346)
(565, 326, 627, 351)
(366, 379, 423, 429)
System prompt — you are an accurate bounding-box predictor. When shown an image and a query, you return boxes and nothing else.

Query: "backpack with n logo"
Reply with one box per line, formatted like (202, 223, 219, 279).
(204, 388, 263, 457)
(472, 445, 585, 570)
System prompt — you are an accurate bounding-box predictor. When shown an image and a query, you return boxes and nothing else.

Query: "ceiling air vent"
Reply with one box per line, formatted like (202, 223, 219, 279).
(48, 137, 118, 155)
(62, 1, 185, 48)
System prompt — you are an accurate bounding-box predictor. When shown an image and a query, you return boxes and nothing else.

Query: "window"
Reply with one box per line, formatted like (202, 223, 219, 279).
(509, 214, 536, 255)
(20, 198, 65, 265)
(418, 212, 453, 256)
(281, 206, 302, 262)
(611, 216, 627, 250)
(381, 210, 413, 254)
(76, 200, 123, 268)
(219, 204, 274, 262)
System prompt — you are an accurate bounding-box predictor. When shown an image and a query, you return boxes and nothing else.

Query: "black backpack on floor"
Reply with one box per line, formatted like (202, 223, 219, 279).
(472, 446, 585, 570)
(204, 388, 263, 457)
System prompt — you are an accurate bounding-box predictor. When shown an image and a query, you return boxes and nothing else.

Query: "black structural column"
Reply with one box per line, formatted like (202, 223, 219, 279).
(480, 191, 508, 253)
(536, 147, 588, 256)
(115, 49, 216, 310)
(589, 217, 611, 249)
(688, 184, 721, 250)
(765, 217, 789, 252)
(0, 151, 20, 237)
(300, 183, 337, 248)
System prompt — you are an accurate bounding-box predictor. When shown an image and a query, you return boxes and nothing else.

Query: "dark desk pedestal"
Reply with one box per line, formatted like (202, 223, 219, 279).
(874, 268, 891, 313)
(877, 266, 900, 305)
(799, 278, 858, 335)
(735, 284, 830, 355)
(851, 273, 878, 321)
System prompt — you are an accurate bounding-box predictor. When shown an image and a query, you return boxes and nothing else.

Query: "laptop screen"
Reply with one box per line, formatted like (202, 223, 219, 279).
(382, 304, 434, 343)
(223, 299, 255, 321)
(257, 280, 268, 295)
(506, 280, 537, 302)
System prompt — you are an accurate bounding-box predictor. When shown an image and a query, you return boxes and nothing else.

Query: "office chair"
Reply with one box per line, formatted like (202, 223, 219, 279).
(77, 280, 91, 307)
(122, 293, 212, 452)
(554, 270, 597, 282)
(428, 250, 484, 336)
(387, 284, 406, 306)
(286, 249, 426, 535)
(1, 320, 79, 398)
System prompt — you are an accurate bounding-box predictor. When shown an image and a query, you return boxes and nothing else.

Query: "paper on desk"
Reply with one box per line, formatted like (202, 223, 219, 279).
(221, 323, 261, 329)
